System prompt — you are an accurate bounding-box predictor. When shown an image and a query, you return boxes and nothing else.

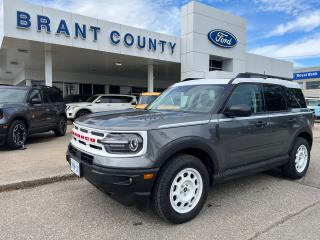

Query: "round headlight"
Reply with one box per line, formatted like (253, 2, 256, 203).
(129, 136, 140, 152)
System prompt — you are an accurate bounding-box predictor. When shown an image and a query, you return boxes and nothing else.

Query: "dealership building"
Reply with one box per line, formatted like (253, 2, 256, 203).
(294, 67, 320, 98)
(0, 0, 293, 97)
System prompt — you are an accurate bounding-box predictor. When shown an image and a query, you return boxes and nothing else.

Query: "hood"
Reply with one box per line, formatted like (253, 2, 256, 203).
(0, 102, 25, 109)
(75, 109, 211, 131)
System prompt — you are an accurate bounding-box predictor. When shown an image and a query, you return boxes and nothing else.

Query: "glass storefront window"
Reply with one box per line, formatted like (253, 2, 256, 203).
(306, 81, 320, 89)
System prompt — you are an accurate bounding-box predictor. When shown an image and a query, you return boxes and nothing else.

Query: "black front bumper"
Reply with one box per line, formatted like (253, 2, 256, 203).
(66, 145, 159, 206)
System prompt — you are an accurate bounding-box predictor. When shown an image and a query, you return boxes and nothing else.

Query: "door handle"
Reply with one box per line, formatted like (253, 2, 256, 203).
(288, 118, 296, 123)
(255, 121, 267, 127)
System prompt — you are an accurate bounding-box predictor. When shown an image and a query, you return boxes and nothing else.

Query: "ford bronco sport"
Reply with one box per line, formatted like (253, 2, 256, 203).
(0, 85, 67, 149)
(67, 75, 313, 223)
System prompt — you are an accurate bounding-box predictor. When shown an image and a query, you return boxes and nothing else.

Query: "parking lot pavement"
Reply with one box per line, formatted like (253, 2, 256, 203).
(0, 125, 73, 188)
(0, 174, 319, 240)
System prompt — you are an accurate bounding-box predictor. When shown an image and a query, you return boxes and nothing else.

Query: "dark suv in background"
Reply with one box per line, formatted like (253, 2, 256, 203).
(0, 85, 67, 149)
(67, 75, 313, 223)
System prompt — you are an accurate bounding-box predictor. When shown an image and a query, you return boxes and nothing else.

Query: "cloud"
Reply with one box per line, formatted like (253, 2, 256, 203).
(27, 0, 182, 36)
(250, 33, 320, 60)
(254, 0, 318, 15)
(268, 10, 320, 37)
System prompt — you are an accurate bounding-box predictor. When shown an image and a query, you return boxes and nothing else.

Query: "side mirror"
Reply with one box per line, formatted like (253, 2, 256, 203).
(225, 104, 252, 118)
(131, 101, 137, 105)
(95, 99, 101, 103)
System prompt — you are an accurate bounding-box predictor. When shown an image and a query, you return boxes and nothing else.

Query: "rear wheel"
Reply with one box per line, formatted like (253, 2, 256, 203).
(54, 115, 67, 137)
(153, 154, 209, 224)
(6, 120, 27, 149)
(282, 137, 310, 179)
(76, 109, 90, 119)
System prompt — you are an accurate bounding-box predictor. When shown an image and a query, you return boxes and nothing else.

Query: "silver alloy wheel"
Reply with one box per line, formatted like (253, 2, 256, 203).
(169, 168, 203, 214)
(12, 124, 26, 146)
(295, 145, 308, 173)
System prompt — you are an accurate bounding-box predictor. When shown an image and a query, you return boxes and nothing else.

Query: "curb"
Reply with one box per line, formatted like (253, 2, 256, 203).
(0, 173, 77, 193)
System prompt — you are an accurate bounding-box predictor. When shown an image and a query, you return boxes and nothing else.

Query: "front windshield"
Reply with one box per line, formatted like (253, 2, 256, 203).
(86, 95, 98, 103)
(138, 95, 158, 105)
(147, 85, 225, 113)
(0, 88, 28, 103)
(306, 99, 320, 106)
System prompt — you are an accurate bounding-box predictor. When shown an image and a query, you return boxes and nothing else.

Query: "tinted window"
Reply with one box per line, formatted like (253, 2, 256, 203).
(226, 84, 263, 114)
(263, 84, 287, 112)
(286, 88, 307, 109)
(29, 89, 43, 103)
(42, 88, 63, 103)
(110, 96, 133, 103)
(98, 96, 111, 103)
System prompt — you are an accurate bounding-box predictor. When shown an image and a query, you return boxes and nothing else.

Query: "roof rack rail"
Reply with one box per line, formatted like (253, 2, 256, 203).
(235, 72, 292, 81)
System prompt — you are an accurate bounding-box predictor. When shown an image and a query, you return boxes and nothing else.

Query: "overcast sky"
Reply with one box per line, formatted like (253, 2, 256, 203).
(6, 0, 320, 68)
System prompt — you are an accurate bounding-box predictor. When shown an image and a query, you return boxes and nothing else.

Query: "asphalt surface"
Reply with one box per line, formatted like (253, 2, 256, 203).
(0, 124, 319, 240)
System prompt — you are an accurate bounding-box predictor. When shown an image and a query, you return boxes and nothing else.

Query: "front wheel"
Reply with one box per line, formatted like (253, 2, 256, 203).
(153, 154, 209, 224)
(282, 137, 310, 179)
(6, 120, 27, 149)
(76, 109, 90, 119)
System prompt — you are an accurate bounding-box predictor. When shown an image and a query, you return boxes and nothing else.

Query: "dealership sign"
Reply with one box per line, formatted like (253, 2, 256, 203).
(16, 11, 176, 54)
(208, 29, 237, 48)
(293, 71, 320, 80)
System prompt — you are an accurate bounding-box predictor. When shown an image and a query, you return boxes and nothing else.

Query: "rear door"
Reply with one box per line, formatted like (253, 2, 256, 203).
(262, 84, 291, 158)
(41, 88, 57, 126)
(219, 83, 271, 170)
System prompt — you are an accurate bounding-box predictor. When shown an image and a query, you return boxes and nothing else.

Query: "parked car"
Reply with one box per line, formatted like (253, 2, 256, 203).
(63, 94, 91, 104)
(66, 94, 137, 120)
(0, 85, 67, 149)
(66, 75, 313, 223)
(305, 98, 320, 120)
(135, 92, 161, 109)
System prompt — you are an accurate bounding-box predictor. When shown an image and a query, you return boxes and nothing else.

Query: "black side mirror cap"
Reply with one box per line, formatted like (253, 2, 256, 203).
(224, 104, 252, 118)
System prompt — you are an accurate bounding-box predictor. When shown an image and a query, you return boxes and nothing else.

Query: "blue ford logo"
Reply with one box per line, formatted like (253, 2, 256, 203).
(208, 29, 237, 48)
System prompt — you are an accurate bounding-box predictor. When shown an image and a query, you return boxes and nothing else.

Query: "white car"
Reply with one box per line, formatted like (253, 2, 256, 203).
(66, 94, 137, 120)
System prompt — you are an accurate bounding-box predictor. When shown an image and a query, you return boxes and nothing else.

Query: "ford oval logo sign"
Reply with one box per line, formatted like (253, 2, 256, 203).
(208, 29, 237, 48)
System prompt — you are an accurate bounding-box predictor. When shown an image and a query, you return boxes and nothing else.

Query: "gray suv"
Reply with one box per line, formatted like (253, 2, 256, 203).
(0, 85, 67, 149)
(66, 75, 313, 223)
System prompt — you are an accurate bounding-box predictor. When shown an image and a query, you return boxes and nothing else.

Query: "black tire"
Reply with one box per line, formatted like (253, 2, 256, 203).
(6, 120, 27, 149)
(153, 154, 209, 224)
(54, 115, 67, 137)
(76, 109, 90, 119)
(282, 137, 310, 179)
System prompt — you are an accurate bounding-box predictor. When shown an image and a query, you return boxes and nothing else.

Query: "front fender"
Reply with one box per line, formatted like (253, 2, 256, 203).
(155, 136, 219, 174)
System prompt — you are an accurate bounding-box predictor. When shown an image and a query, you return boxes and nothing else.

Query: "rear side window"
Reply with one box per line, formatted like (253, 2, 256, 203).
(286, 88, 307, 109)
(263, 84, 288, 112)
(226, 84, 264, 114)
(42, 88, 63, 103)
(110, 96, 133, 103)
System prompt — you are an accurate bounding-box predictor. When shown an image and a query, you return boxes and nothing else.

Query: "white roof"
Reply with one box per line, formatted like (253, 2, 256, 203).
(173, 77, 301, 89)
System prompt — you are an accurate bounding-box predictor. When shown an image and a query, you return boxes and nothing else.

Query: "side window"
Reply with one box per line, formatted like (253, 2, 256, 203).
(98, 96, 111, 103)
(29, 89, 43, 103)
(263, 84, 288, 112)
(226, 84, 263, 114)
(42, 90, 52, 103)
(110, 96, 132, 103)
(286, 88, 307, 109)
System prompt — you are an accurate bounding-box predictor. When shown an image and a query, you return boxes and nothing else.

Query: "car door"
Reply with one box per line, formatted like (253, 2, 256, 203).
(41, 88, 57, 127)
(218, 83, 271, 170)
(108, 96, 133, 110)
(263, 84, 291, 158)
(27, 89, 46, 131)
(94, 96, 112, 112)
